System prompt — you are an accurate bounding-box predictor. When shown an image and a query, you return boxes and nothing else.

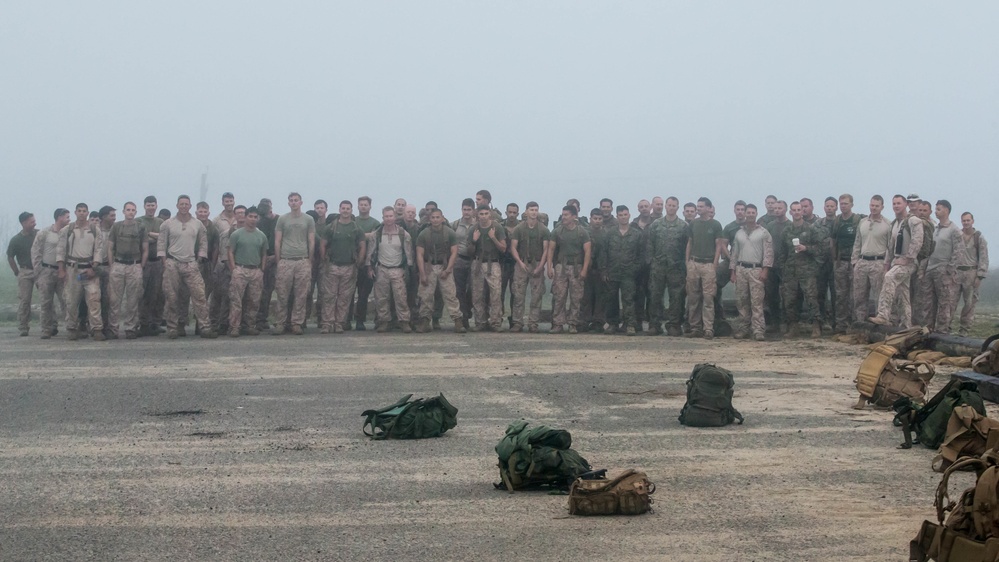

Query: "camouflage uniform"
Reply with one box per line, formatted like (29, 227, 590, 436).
(630, 216, 655, 327)
(550, 223, 590, 330)
(209, 218, 236, 332)
(227, 227, 269, 334)
(369, 227, 414, 325)
(829, 213, 862, 332)
(731, 225, 774, 339)
(874, 215, 924, 328)
(58, 223, 103, 337)
(415, 226, 462, 325)
(647, 216, 688, 333)
(763, 219, 789, 330)
(953, 230, 988, 335)
(320, 219, 365, 331)
(106, 220, 147, 337)
(351, 215, 381, 327)
(468, 223, 507, 329)
(807, 215, 834, 330)
(850, 215, 891, 323)
(176, 220, 218, 331)
(159, 218, 210, 334)
(919, 221, 965, 332)
(510, 221, 550, 330)
(600, 225, 644, 331)
(7, 229, 36, 334)
(580, 224, 607, 330)
(137, 214, 164, 334)
(714, 220, 743, 328)
(254, 212, 277, 331)
(685, 218, 724, 336)
(30, 227, 66, 336)
(775, 221, 822, 332)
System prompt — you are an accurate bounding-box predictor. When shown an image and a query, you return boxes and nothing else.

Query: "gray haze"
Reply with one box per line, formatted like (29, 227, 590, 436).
(2, 1, 997, 242)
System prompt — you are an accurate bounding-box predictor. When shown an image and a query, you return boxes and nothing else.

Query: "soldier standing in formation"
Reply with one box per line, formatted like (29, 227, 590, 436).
(730, 204, 773, 341)
(106, 202, 147, 339)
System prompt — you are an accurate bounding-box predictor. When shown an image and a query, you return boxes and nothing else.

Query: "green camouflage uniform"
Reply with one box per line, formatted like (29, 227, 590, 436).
(599, 225, 644, 330)
(775, 221, 823, 328)
(646, 216, 688, 331)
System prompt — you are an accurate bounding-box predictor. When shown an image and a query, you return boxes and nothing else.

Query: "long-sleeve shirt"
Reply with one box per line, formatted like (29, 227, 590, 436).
(732, 226, 774, 268)
(56, 223, 99, 263)
(851, 215, 892, 262)
(961, 230, 990, 278)
(926, 221, 965, 273)
(157, 217, 208, 262)
(31, 227, 62, 269)
(886, 215, 923, 263)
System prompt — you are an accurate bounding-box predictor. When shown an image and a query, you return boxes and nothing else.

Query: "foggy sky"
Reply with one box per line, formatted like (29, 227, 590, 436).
(2, 1, 996, 244)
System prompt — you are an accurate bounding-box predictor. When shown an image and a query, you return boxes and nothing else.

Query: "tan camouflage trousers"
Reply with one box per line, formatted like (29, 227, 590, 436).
(834, 260, 853, 331)
(16, 269, 35, 332)
(108, 262, 143, 335)
(209, 262, 231, 331)
(229, 266, 263, 331)
(953, 268, 980, 336)
(35, 266, 65, 335)
(852, 260, 884, 323)
(176, 261, 213, 329)
(511, 263, 545, 327)
(551, 263, 584, 328)
(735, 266, 766, 338)
(472, 260, 502, 327)
(875, 262, 917, 328)
(418, 264, 461, 322)
(911, 262, 929, 326)
(321, 264, 357, 328)
(95, 264, 111, 332)
(141, 259, 164, 330)
(685, 261, 717, 333)
(64, 268, 102, 334)
(374, 266, 410, 323)
(163, 259, 209, 332)
(919, 267, 958, 332)
(274, 258, 311, 329)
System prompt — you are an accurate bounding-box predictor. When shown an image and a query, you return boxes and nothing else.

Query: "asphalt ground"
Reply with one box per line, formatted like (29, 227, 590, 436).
(0, 326, 965, 561)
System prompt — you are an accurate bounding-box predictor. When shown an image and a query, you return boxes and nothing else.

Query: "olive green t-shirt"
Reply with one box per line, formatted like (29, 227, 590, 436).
(417, 226, 457, 263)
(276, 212, 316, 259)
(229, 228, 269, 267)
(355, 215, 381, 234)
(688, 219, 723, 260)
(108, 221, 147, 261)
(512, 222, 550, 263)
(468, 223, 507, 261)
(137, 215, 163, 256)
(552, 224, 590, 265)
(323, 220, 365, 265)
(6, 230, 36, 268)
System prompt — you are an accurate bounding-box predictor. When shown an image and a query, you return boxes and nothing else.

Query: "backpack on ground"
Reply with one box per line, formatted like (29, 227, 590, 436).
(934, 405, 999, 473)
(361, 393, 458, 439)
(911, 451, 999, 561)
(855, 344, 935, 409)
(895, 380, 986, 450)
(679, 364, 744, 427)
(973, 335, 999, 377)
(567, 469, 655, 516)
(494, 421, 592, 492)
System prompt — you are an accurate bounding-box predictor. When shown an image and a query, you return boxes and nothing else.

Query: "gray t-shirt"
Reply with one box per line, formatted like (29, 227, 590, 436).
(276, 212, 315, 259)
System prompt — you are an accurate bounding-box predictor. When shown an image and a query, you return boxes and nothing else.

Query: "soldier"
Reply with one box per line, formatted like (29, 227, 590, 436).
(813, 197, 839, 331)
(7, 212, 37, 337)
(869, 195, 924, 328)
(954, 212, 989, 336)
(918, 200, 965, 332)
(57, 203, 103, 341)
(730, 204, 773, 341)
(351, 195, 380, 331)
(451, 198, 477, 329)
(318, 200, 366, 334)
(305, 199, 328, 328)
(829, 195, 861, 333)
(682, 203, 697, 224)
(106, 202, 147, 339)
(367, 206, 413, 333)
(599, 198, 614, 225)
(402, 204, 422, 328)
(227, 206, 269, 337)
(415, 208, 464, 333)
(209, 204, 245, 334)
(176, 201, 218, 335)
(600, 205, 643, 335)
(647, 196, 688, 337)
(684, 197, 724, 339)
(509, 201, 550, 333)
(272, 192, 316, 335)
(651, 196, 665, 220)
(715, 200, 747, 331)
(775, 201, 823, 338)
(758, 195, 780, 226)
(850, 195, 891, 323)
(468, 204, 507, 331)
(548, 205, 591, 334)
(159, 195, 216, 339)
(138, 196, 164, 336)
(764, 200, 789, 330)
(95, 206, 115, 337)
(254, 198, 278, 332)
(581, 209, 608, 332)
(31, 208, 70, 339)
(630, 199, 655, 331)
(500, 202, 520, 328)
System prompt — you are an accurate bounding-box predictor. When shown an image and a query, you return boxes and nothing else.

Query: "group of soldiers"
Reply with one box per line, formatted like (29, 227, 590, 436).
(6, 189, 990, 342)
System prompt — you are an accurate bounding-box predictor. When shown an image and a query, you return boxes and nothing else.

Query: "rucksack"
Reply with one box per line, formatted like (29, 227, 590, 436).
(934, 405, 999, 473)
(494, 421, 592, 492)
(854, 344, 934, 408)
(679, 364, 744, 427)
(567, 469, 655, 516)
(361, 394, 458, 439)
(896, 380, 986, 450)
(911, 450, 999, 561)
(898, 216, 936, 261)
(973, 335, 999, 377)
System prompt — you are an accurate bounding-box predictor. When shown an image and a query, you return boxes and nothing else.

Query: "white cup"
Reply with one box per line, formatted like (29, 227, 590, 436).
(792, 238, 801, 252)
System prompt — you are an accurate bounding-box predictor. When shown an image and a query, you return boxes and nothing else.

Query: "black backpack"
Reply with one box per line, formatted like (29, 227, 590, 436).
(679, 364, 745, 427)
(361, 394, 458, 439)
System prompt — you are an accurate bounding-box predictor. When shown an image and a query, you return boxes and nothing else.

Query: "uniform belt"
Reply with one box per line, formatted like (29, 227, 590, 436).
(41, 262, 58, 269)
(691, 257, 713, 264)
(477, 258, 499, 263)
(236, 263, 259, 269)
(282, 256, 307, 261)
(957, 266, 974, 271)
(331, 261, 355, 266)
(66, 262, 92, 269)
(458, 254, 472, 261)
(379, 265, 404, 269)
(97, 262, 110, 266)
(737, 261, 763, 269)
(861, 255, 885, 261)
(114, 259, 140, 265)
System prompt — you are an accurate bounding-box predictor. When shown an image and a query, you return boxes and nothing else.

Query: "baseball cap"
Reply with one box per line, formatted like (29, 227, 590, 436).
(906, 193, 921, 202)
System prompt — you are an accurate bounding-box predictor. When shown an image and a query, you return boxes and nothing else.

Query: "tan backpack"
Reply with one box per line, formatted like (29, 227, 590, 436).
(973, 336, 999, 377)
(567, 469, 655, 516)
(934, 406, 999, 473)
(854, 344, 935, 409)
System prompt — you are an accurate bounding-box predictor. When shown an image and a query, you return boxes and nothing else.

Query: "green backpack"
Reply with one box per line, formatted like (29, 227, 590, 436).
(361, 394, 458, 439)
(907, 380, 985, 450)
(679, 364, 745, 427)
(495, 421, 592, 492)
